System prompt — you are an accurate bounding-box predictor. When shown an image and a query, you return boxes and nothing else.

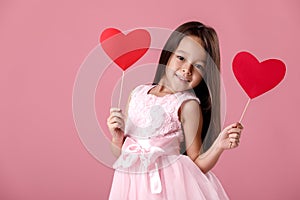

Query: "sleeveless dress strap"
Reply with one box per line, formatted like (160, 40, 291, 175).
(174, 91, 201, 114)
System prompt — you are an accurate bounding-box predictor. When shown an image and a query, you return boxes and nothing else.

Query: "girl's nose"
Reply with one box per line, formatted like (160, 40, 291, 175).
(181, 64, 192, 76)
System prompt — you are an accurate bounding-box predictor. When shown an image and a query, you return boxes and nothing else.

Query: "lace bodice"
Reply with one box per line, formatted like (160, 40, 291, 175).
(125, 84, 200, 141)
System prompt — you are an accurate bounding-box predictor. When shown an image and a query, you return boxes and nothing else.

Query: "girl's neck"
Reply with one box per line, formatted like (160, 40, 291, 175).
(149, 84, 174, 97)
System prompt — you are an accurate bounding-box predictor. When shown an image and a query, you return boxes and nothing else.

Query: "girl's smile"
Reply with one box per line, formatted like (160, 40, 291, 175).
(175, 73, 191, 82)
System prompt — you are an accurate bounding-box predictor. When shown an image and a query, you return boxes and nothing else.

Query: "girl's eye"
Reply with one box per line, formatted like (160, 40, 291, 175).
(194, 64, 203, 69)
(194, 64, 206, 74)
(176, 55, 185, 61)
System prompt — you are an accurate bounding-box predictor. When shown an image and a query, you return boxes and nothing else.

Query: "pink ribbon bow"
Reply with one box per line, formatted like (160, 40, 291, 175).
(113, 136, 180, 194)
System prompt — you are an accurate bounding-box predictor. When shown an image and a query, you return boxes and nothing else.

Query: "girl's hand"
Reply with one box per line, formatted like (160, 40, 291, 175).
(107, 108, 125, 141)
(217, 122, 244, 150)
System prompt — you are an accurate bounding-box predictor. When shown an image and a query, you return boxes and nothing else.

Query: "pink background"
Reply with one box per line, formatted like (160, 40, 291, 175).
(1, 0, 300, 199)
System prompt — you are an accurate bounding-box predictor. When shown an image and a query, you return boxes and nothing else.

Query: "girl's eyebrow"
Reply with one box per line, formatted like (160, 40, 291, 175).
(175, 50, 187, 55)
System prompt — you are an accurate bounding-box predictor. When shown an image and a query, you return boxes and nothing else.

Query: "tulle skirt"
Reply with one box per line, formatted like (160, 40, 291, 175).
(109, 155, 229, 200)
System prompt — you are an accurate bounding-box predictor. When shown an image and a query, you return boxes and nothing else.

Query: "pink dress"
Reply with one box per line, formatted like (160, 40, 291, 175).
(109, 85, 229, 200)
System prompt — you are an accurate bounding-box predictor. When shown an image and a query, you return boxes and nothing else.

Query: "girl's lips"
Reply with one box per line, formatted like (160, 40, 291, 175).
(175, 74, 191, 82)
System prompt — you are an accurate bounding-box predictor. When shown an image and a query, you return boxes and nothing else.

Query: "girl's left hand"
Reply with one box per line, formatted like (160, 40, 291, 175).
(217, 122, 244, 150)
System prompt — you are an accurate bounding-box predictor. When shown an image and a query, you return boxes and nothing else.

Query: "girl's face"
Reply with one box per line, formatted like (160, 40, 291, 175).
(161, 36, 207, 93)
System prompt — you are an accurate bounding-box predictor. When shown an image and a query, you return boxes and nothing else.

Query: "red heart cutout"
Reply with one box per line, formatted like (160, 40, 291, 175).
(232, 51, 286, 99)
(100, 28, 151, 71)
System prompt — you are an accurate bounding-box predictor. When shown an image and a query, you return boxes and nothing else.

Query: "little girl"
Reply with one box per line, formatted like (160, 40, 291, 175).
(107, 21, 243, 200)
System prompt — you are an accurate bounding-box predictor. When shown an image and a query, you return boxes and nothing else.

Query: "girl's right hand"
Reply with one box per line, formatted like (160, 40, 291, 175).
(107, 108, 125, 141)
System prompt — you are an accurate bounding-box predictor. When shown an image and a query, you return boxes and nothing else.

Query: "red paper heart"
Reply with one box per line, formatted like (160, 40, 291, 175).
(100, 28, 151, 71)
(232, 51, 286, 99)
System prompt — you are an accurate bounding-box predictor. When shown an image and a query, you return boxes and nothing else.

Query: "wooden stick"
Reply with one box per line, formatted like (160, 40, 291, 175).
(118, 71, 125, 108)
(239, 98, 251, 123)
(230, 98, 251, 148)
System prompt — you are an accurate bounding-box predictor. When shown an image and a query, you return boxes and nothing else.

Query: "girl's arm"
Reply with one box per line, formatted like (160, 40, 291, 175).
(107, 94, 132, 157)
(180, 100, 242, 173)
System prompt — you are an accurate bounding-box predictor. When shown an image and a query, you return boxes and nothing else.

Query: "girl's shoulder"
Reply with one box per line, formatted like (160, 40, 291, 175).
(174, 90, 201, 112)
(177, 90, 200, 104)
(131, 84, 153, 96)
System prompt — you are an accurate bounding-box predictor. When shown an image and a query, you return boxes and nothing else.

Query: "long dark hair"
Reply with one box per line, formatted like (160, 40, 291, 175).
(153, 21, 221, 153)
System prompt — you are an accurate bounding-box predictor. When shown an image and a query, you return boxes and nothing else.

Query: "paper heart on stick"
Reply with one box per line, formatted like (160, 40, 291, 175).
(99, 28, 151, 108)
(232, 51, 286, 123)
(100, 28, 151, 71)
(232, 51, 286, 99)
